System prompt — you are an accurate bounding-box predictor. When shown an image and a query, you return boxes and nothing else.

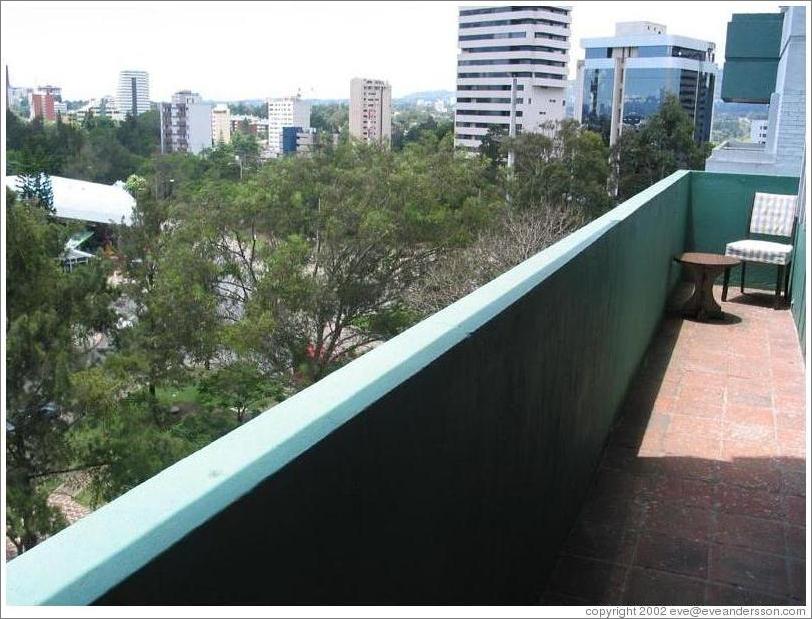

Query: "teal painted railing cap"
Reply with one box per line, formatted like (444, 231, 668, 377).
(5, 170, 692, 605)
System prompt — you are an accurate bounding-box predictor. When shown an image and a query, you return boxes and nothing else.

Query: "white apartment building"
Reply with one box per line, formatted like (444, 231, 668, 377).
(750, 119, 769, 144)
(454, 5, 572, 151)
(349, 78, 392, 145)
(212, 104, 232, 145)
(159, 91, 213, 155)
(69, 96, 125, 124)
(267, 96, 311, 156)
(116, 70, 150, 116)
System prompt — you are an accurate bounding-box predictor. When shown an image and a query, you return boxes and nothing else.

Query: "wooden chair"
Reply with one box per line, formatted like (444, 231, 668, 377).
(722, 192, 797, 307)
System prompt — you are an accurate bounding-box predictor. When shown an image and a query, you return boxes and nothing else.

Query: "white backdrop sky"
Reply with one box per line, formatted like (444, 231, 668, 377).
(0, 0, 799, 102)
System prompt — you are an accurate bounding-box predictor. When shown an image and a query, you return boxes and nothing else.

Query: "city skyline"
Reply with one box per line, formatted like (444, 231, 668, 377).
(1, 1, 789, 102)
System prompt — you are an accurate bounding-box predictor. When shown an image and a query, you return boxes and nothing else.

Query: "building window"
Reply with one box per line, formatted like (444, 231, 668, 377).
(458, 58, 566, 68)
(459, 17, 569, 29)
(585, 48, 608, 59)
(461, 45, 566, 54)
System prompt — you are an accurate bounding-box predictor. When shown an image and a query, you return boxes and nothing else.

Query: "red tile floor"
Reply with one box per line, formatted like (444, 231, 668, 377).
(542, 287, 807, 605)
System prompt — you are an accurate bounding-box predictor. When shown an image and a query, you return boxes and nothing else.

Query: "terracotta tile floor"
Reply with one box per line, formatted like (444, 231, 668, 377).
(543, 287, 807, 606)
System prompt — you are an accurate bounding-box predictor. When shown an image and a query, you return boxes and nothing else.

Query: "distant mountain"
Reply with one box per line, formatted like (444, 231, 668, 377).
(215, 91, 456, 106)
(713, 99, 769, 118)
(305, 98, 348, 105)
(394, 89, 455, 102)
(220, 98, 267, 106)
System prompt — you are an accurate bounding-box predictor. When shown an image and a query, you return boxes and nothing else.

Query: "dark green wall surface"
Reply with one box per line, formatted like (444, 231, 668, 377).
(688, 172, 801, 290)
(725, 13, 784, 58)
(721, 13, 783, 103)
(96, 176, 691, 603)
(721, 60, 780, 104)
(790, 217, 806, 352)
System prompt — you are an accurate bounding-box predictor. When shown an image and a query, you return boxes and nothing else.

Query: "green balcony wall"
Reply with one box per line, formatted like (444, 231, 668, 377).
(720, 13, 783, 103)
(687, 171, 801, 290)
(6, 172, 692, 605)
(7, 171, 802, 605)
(790, 216, 806, 351)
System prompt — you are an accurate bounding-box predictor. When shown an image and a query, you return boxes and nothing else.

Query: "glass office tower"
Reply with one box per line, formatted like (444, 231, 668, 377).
(576, 22, 718, 145)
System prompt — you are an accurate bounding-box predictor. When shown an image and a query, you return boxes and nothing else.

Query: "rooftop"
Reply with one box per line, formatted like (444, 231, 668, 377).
(5, 175, 135, 226)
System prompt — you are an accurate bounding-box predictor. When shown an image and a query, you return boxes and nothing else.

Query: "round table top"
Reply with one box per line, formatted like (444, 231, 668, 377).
(676, 252, 741, 267)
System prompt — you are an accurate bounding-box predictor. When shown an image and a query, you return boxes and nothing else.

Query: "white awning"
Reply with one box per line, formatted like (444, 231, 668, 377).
(6, 175, 135, 226)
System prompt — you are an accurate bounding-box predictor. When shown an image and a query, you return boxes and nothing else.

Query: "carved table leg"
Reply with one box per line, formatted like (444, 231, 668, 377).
(682, 264, 725, 321)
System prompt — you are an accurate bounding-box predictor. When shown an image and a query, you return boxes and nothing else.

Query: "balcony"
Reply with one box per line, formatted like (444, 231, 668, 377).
(5, 170, 806, 605)
(705, 141, 778, 177)
(543, 292, 805, 604)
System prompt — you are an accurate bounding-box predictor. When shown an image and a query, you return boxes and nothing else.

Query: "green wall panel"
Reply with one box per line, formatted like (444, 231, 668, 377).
(688, 172, 801, 290)
(790, 217, 806, 352)
(721, 12, 783, 103)
(725, 13, 783, 58)
(721, 60, 780, 104)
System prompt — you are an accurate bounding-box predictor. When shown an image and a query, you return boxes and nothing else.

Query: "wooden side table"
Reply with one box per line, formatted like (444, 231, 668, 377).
(675, 252, 741, 321)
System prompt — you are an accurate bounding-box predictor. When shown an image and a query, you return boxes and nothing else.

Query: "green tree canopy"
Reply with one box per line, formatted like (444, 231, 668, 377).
(504, 120, 611, 216)
(5, 188, 118, 553)
(613, 94, 713, 201)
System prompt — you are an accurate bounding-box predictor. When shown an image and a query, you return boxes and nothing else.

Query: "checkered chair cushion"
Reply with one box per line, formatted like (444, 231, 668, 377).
(749, 192, 797, 237)
(725, 239, 794, 265)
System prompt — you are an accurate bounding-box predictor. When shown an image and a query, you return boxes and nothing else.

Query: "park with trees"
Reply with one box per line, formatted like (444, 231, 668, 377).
(5, 94, 710, 554)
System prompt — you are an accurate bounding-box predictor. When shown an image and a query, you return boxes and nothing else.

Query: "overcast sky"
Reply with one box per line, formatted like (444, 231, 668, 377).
(0, 0, 797, 102)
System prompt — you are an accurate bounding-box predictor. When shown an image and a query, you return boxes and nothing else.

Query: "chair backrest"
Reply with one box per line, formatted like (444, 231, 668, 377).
(749, 192, 797, 237)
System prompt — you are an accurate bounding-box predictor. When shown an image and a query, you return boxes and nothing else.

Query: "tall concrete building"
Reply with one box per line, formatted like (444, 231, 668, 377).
(212, 103, 232, 144)
(705, 6, 806, 177)
(454, 5, 572, 151)
(267, 96, 311, 157)
(29, 92, 56, 121)
(159, 91, 213, 155)
(116, 70, 150, 116)
(349, 78, 392, 144)
(576, 22, 717, 146)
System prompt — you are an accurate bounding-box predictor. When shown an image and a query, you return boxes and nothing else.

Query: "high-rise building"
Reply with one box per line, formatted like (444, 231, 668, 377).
(267, 96, 311, 156)
(705, 6, 806, 177)
(454, 5, 572, 151)
(159, 91, 213, 154)
(37, 84, 62, 102)
(212, 103, 231, 145)
(29, 92, 56, 121)
(349, 78, 392, 145)
(117, 70, 150, 117)
(576, 22, 717, 145)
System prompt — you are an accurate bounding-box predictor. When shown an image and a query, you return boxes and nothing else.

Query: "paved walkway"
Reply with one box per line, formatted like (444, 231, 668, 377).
(543, 287, 806, 605)
(6, 488, 91, 561)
